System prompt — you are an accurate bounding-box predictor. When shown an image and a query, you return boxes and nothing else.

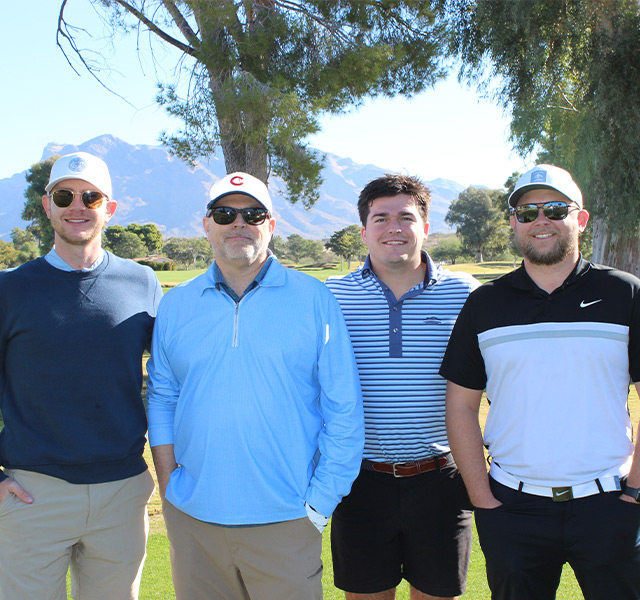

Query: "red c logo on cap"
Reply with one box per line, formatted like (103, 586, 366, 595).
(230, 176, 244, 186)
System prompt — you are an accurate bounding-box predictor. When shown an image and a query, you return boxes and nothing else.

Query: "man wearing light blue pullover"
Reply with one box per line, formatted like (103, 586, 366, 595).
(147, 171, 364, 600)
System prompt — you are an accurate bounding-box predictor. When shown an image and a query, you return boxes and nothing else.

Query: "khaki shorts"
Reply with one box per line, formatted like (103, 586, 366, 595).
(0, 469, 155, 600)
(163, 499, 323, 600)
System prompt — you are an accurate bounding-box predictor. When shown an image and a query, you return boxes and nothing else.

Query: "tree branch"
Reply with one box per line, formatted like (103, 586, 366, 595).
(160, 0, 200, 49)
(112, 0, 196, 55)
(57, 0, 135, 107)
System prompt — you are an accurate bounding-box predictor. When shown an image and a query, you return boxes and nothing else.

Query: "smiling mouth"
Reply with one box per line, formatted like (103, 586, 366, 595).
(533, 233, 554, 239)
(383, 241, 406, 245)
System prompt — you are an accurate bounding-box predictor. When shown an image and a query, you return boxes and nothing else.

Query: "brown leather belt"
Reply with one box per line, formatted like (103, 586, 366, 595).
(362, 454, 450, 478)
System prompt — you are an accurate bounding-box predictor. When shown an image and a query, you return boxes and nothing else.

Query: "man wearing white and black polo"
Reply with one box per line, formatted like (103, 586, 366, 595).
(441, 164, 640, 599)
(326, 174, 479, 600)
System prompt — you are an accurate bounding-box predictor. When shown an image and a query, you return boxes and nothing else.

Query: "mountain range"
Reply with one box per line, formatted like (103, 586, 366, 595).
(0, 135, 466, 241)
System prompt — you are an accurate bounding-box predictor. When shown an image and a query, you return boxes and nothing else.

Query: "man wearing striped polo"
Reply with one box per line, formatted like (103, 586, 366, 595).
(326, 174, 479, 600)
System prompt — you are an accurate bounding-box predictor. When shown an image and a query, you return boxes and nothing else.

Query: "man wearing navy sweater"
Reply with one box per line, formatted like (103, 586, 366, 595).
(0, 152, 162, 600)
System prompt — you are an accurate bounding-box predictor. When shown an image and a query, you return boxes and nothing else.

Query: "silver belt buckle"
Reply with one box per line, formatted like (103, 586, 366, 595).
(551, 486, 574, 502)
(392, 462, 408, 478)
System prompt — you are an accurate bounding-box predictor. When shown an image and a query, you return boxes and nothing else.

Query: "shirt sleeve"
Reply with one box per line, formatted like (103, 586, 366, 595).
(439, 291, 488, 391)
(146, 303, 180, 447)
(629, 281, 640, 383)
(304, 291, 364, 518)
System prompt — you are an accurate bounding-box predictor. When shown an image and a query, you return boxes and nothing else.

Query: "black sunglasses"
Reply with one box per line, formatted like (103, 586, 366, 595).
(50, 189, 107, 210)
(207, 206, 270, 226)
(511, 201, 578, 224)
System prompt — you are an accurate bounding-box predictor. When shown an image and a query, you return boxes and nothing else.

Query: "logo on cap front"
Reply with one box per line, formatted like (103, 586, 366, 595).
(68, 157, 87, 173)
(530, 170, 547, 183)
(230, 176, 244, 186)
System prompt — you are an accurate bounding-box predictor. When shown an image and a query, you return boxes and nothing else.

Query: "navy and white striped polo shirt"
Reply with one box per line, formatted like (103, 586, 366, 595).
(326, 252, 479, 462)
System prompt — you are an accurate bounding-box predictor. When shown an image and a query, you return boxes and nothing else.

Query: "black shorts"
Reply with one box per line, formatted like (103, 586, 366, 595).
(330, 457, 473, 596)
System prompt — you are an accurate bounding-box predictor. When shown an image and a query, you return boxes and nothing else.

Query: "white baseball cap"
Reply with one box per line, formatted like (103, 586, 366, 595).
(508, 164, 583, 209)
(45, 152, 113, 199)
(207, 172, 273, 214)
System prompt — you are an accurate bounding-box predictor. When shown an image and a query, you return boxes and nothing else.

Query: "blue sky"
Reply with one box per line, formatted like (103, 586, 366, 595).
(2, 1, 534, 188)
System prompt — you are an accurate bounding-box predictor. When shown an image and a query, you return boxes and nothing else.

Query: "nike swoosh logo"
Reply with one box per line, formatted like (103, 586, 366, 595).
(580, 299, 602, 308)
(553, 489, 571, 497)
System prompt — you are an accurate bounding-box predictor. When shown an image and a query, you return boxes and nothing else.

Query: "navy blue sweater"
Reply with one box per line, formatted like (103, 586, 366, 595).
(0, 253, 161, 484)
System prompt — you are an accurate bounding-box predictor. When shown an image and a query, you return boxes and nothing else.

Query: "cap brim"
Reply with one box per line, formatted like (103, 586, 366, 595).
(206, 191, 269, 212)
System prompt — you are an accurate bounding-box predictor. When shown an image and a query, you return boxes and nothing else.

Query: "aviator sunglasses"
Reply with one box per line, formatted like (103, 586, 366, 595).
(511, 200, 579, 224)
(50, 189, 107, 210)
(207, 206, 270, 226)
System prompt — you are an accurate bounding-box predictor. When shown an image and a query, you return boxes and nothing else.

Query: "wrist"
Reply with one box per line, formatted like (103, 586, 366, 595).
(623, 485, 640, 502)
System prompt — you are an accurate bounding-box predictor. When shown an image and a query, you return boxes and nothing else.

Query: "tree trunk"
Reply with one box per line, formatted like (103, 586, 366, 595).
(475, 249, 483, 263)
(591, 218, 640, 277)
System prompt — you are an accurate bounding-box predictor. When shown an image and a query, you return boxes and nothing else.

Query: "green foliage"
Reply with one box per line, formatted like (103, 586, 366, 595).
(268, 234, 288, 259)
(11, 227, 39, 264)
(125, 223, 164, 254)
(446, 0, 640, 235)
(104, 223, 166, 259)
(445, 187, 511, 262)
(285, 234, 325, 263)
(163, 237, 214, 270)
(103, 225, 147, 259)
(0, 240, 19, 270)
(65, 1, 447, 206)
(326, 224, 367, 268)
(22, 156, 57, 253)
(430, 235, 463, 264)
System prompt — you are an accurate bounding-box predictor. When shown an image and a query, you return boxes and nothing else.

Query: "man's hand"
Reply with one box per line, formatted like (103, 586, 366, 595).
(305, 502, 329, 534)
(0, 477, 33, 504)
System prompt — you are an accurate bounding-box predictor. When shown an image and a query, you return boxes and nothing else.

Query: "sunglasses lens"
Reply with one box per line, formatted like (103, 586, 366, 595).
(82, 191, 105, 209)
(51, 190, 74, 208)
(515, 205, 540, 223)
(211, 208, 237, 225)
(543, 202, 569, 220)
(242, 208, 268, 225)
(210, 207, 269, 225)
(515, 202, 572, 223)
(51, 190, 105, 209)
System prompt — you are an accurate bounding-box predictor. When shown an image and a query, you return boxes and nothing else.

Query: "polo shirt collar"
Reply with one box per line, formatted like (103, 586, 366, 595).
(512, 254, 592, 293)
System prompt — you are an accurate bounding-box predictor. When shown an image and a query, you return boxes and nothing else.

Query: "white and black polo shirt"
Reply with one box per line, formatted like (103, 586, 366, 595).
(440, 258, 640, 487)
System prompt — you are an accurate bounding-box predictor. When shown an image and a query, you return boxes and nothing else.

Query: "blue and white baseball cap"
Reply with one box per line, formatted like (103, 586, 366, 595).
(508, 164, 583, 209)
(45, 152, 113, 199)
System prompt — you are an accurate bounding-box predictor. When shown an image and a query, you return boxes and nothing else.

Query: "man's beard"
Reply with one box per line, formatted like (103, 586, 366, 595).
(517, 233, 578, 266)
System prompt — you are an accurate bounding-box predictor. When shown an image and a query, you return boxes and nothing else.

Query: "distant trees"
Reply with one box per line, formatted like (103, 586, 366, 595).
(163, 237, 214, 270)
(326, 225, 367, 269)
(22, 157, 57, 253)
(0, 241, 19, 270)
(125, 223, 163, 254)
(445, 187, 510, 262)
(11, 228, 39, 264)
(282, 234, 325, 264)
(429, 236, 464, 265)
(103, 223, 164, 259)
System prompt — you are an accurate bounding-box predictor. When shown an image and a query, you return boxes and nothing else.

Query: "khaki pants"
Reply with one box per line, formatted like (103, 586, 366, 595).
(0, 469, 155, 600)
(163, 499, 323, 600)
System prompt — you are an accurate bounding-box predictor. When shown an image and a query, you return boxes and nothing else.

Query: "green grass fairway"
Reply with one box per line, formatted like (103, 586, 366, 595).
(155, 260, 511, 288)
